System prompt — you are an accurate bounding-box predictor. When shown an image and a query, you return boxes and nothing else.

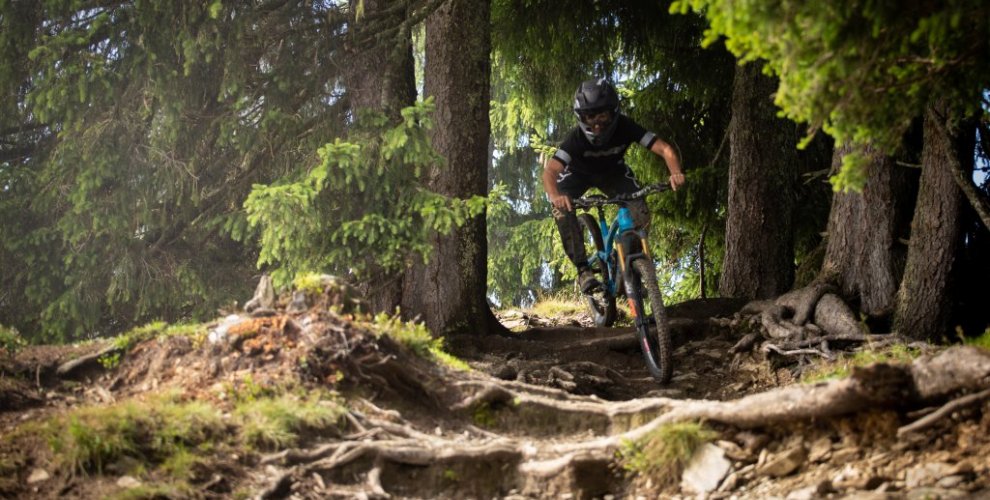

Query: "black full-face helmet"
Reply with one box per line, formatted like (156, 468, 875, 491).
(573, 78, 620, 146)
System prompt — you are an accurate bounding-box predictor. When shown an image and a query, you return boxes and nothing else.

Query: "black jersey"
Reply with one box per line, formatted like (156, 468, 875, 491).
(551, 114, 658, 174)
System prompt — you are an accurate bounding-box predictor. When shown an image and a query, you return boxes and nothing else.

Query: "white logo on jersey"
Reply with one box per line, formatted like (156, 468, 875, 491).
(583, 145, 628, 157)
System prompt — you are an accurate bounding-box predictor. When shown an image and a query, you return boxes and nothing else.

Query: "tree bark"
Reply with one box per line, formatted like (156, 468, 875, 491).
(402, 0, 496, 336)
(344, 0, 417, 312)
(719, 62, 798, 300)
(818, 144, 914, 318)
(894, 102, 967, 340)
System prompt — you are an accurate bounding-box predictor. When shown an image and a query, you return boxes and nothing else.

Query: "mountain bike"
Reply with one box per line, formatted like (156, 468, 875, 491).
(572, 183, 673, 384)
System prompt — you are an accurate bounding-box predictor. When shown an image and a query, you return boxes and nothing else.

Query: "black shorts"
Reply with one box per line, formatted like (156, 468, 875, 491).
(555, 164, 641, 198)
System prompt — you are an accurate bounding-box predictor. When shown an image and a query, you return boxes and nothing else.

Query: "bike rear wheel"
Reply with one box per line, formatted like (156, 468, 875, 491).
(578, 213, 616, 327)
(628, 258, 672, 383)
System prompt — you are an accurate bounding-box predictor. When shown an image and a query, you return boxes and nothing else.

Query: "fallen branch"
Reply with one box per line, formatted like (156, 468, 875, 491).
(55, 344, 119, 379)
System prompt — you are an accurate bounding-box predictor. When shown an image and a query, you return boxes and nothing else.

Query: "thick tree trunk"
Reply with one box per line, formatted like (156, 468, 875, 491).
(894, 102, 967, 340)
(344, 0, 417, 312)
(402, 0, 495, 336)
(818, 144, 914, 318)
(719, 62, 798, 300)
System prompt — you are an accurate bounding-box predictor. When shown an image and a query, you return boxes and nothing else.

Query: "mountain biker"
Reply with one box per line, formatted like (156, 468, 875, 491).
(542, 78, 685, 294)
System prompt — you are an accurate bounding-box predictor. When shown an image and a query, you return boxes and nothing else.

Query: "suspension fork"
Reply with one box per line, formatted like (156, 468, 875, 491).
(617, 205, 652, 324)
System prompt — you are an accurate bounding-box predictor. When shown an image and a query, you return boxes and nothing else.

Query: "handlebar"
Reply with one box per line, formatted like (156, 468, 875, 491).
(572, 183, 672, 209)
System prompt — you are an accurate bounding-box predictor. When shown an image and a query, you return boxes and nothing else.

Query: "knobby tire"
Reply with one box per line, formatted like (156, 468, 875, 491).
(629, 258, 672, 384)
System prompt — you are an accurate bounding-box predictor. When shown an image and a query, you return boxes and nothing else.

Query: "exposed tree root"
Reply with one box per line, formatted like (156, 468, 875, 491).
(897, 387, 990, 437)
(255, 345, 990, 498)
(727, 283, 923, 370)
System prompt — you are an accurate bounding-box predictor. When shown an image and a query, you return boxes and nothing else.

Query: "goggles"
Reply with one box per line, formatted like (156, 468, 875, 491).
(578, 109, 614, 127)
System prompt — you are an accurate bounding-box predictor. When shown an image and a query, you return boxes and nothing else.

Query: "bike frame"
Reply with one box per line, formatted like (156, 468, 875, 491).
(586, 204, 651, 309)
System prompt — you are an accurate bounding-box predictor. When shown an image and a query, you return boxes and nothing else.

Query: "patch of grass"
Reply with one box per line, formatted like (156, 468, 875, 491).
(961, 326, 990, 351)
(223, 373, 282, 404)
(525, 293, 586, 318)
(619, 421, 717, 485)
(472, 402, 497, 428)
(366, 313, 471, 371)
(46, 391, 226, 475)
(100, 321, 208, 369)
(236, 391, 346, 450)
(0, 450, 26, 493)
(158, 447, 201, 481)
(801, 343, 923, 383)
(108, 482, 195, 500)
(0, 324, 26, 356)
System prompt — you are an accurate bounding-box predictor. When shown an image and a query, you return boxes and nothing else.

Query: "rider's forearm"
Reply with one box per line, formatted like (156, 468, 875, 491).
(651, 139, 683, 175)
(542, 158, 565, 197)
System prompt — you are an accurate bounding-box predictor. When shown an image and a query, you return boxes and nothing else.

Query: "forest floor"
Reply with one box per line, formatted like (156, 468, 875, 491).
(1, 282, 989, 499)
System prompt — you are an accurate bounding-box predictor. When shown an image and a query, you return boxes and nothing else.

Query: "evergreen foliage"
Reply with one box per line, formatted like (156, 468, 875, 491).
(671, 0, 990, 191)
(244, 99, 486, 289)
(0, 1, 351, 340)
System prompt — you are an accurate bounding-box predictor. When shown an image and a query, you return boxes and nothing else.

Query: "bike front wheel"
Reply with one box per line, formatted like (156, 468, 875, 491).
(578, 213, 616, 327)
(628, 258, 672, 383)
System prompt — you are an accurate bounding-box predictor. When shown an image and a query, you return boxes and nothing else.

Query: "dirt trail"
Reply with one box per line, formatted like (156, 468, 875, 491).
(1, 291, 989, 499)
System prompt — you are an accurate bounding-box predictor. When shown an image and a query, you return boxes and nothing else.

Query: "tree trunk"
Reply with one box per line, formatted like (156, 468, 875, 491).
(818, 144, 914, 318)
(719, 62, 798, 300)
(402, 0, 497, 336)
(344, 0, 417, 312)
(894, 102, 967, 340)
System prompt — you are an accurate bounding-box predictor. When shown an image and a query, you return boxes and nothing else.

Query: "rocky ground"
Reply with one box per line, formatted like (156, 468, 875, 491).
(1, 281, 989, 499)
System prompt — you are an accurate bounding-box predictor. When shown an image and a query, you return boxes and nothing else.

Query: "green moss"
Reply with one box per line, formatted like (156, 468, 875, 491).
(109, 321, 207, 355)
(801, 343, 923, 383)
(619, 421, 717, 485)
(442, 468, 459, 482)
(292, 272, 326, 296)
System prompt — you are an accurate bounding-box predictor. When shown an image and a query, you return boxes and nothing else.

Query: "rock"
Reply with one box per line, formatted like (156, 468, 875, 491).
(736, 431, 770, 453)
(244, 274, 275, 313)
(680, 443, 732, 494)
(807, 438, 832, 463)
(905, 462, 956, 488)
(830, 446, 861, 464)
(833, 463, 885, 491)
(785, 480, 831, 500)
(840, 493, 900, 500)
(26, 469, 50, 484)
(756, 444, 807, 478)
(717, 439, 751, 462)
(717, 471, 739, 493)
(116, 476, 142, 488)
(833, 463, 863, 489)
(905, 487, 969, 499)
(936, 475, 966, 489)
(207, 314, 245, 345)
(286, 290, 309, 313)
